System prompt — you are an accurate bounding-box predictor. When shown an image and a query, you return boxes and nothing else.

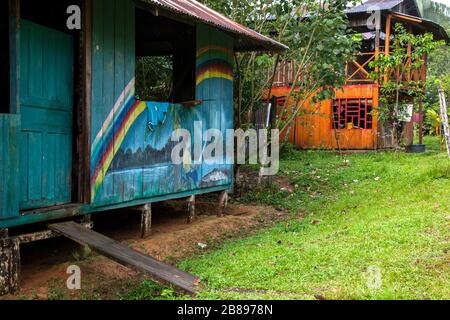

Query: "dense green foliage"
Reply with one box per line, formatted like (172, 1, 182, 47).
(135, 56, 173, 102)
(421, 1, 450, 135)
(369, 24, 443, 120)
(200, 0, 356, 130)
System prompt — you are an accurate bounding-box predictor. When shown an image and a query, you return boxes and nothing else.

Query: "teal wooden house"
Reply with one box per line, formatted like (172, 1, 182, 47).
(0, 0, 285, 294)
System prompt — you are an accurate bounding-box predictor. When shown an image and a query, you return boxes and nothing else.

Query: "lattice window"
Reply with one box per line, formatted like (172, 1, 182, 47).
(332, 98, 373, 129)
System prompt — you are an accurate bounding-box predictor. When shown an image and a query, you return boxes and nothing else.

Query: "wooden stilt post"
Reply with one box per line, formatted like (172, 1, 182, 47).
(140, 204, 152, 239)
(79, 215, 93, 258)
(384, 14, 391, 84)
(218, 191, 229, 217)
(0, 229, 20, 296)
(0, 229, 8, 239)
(418, 96, 424, 145)
(187, 195, 196, 224)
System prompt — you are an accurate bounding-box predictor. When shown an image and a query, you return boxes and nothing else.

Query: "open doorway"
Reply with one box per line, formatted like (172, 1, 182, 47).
(135, 7, 196, 103)
(19, 0, 83, 210)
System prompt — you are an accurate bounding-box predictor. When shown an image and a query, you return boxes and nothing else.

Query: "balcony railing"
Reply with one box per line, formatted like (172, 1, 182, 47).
(345, 52, 376, 84)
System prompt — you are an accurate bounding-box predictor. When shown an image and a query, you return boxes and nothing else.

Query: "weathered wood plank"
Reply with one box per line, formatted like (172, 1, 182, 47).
(81, 0, 93, 204)
(0, 114, 20, 220)
(49, 222, 200, 295)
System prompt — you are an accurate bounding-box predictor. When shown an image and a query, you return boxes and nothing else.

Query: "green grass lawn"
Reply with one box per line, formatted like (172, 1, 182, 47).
(178, 137, 449, 300)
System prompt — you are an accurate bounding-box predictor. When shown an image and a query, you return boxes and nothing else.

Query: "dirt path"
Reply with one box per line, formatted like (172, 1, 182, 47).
(2, 201, 286, 300)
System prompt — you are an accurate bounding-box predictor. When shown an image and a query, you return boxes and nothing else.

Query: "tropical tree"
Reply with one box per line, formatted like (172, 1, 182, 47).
(369, 23, 444, 145)
(200, 0, 357, 135)
(420, 1, 450, 139)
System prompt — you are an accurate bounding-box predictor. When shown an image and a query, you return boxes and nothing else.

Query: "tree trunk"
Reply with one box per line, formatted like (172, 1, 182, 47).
(438, 88, 450, 158)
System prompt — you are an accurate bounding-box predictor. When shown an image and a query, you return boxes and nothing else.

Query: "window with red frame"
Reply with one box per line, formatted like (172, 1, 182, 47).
(332, 98, 373, 129)
(275, 96, 289, 120)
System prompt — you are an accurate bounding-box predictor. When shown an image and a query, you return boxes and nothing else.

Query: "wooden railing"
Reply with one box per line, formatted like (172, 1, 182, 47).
(345, 52, 376, 84)
(273, 60, 296, 87)
(273, 51, 425, 88)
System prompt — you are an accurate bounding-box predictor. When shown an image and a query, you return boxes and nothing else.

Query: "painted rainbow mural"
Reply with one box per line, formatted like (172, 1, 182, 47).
(196, 45, 234, 86)
(91, 44, 235, 201)
(90, 78, 147, 200)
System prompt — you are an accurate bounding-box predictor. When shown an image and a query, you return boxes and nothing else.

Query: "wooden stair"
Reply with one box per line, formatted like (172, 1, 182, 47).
(49, 222, 199, 295)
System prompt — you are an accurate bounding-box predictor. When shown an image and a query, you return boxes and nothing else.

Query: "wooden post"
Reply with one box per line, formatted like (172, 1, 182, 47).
(186, 195, 196, 224)
(404, 120, 414, 147)
(79, 215, 93, 257)
(81, 0, 93, 204)
(140, 204, 152, 239)
(8, 0, 20, 114)
(406, 25, 413, 82)
(0, 230, 20, 296)
(438, 88, 450, 158)
(218, 191, 229, 217)
(418, 96, 424, 145)
(384, 14, 391, 84)
(374, 28, 380, 74)
(0, 229, 8, 239)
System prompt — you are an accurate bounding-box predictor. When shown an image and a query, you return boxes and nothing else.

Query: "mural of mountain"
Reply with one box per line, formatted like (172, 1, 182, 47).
(111, 139, 179, 172)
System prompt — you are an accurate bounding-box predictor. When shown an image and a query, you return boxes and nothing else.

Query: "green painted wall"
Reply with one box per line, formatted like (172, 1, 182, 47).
(0, 115, 20, 220)
(90, 2, 234, 209)
(1, 0, 235, 227)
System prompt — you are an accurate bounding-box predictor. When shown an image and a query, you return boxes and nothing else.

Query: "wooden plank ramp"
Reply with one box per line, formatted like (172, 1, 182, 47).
(48, 222, 200, 295)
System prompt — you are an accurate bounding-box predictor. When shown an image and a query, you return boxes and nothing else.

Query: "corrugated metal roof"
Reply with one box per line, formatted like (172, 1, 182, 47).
(139, 0, 288, 52)
(346, 0, 403, 14)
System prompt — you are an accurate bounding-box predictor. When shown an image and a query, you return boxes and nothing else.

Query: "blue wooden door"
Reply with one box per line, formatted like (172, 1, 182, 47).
(19, 20, 74, 210)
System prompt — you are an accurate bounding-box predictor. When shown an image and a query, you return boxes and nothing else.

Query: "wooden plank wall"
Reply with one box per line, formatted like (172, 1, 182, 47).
(91, 0, 136, 206)
(0, 115, 20, 220)
(90, 2, 234, 207)
(196, 25, 234, 188)
(272, 84, 378, 150)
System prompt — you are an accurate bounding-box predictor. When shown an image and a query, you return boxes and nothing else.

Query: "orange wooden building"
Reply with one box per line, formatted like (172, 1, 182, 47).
(271, 0, 449, 150)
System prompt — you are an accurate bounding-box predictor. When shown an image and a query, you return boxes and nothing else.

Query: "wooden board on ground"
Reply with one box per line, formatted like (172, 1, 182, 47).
(48, 222, 200, 295)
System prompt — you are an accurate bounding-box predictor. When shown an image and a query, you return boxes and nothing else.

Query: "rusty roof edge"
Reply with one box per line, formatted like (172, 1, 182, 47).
(139, 0, 288, 52)
(387, 11, 450, 43)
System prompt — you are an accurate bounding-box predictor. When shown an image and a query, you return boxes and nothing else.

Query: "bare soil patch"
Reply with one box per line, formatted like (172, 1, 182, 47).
(2, 200, 287, 300)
